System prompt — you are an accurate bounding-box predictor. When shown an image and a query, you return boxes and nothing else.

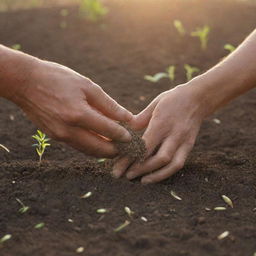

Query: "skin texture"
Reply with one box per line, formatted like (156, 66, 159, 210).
(0, 45, 132, 158)
(113, 29, 256, 184)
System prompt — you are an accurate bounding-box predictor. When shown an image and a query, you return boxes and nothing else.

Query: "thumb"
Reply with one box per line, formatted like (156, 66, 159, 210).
(129, 96, 160, 131)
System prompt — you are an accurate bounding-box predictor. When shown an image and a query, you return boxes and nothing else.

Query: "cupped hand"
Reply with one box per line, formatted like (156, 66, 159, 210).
(112, 83, 205, 183)
(13, 60, 133, 158)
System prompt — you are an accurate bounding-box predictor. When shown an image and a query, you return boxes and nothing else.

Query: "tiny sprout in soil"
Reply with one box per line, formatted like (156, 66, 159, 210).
(97, 158, 106, 163)
(224, 44, 236, 53)
(34, 222, 45, 229)
(191, 25, 210, 50)
(81, 191, 92, 198)
(16, 198, 29, 213)
(144, 72, 168, 83)
(0, 234, 12, 244)
(60, 9, 69, 17)
(124, 206, 134, 218)
(221, 195, 234, 208)
(114, 220, 130, 232)
(76, 247, 84, 253)
(79, 0, 108, 22)
(32, 129, 50, 164)
(184, 64, 200, 81)
(97, 208, 108, 213)
(173, 19, 186, 36)
(170, 190, 182, 201)
(217, 231, 230, 240)
(11, 44, 21, 50)
(0, 144, 10, 153)
(166, 65, 176, 81)
(214, 207, 227, 211)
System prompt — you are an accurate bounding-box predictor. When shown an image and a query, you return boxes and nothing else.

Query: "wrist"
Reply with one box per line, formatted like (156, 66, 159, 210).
(0, 46, 39, 103)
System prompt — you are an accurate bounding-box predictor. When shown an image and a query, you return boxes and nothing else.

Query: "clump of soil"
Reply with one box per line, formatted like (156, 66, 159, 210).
(115, 124, 146, 162)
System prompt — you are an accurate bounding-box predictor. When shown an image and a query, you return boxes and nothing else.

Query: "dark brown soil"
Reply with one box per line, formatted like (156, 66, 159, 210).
(0, 0, 256, 255)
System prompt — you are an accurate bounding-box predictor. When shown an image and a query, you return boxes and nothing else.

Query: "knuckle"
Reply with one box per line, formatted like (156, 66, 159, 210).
(159, 153, 171, 165)
(53, 129, 69, 141)
(61, 111, 83, 126)
(174, 160, 184, 170)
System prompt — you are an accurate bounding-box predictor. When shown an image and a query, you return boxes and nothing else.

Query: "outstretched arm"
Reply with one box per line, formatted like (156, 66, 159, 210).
(113, 29, 256, 184)
(0, 45, 132, 158)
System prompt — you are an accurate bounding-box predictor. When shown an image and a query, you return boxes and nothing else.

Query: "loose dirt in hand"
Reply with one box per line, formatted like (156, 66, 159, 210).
(115, 125, 146, 162)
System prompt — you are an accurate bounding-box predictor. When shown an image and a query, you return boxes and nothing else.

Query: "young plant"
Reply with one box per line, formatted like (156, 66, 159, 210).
(224, 44, 236, 53)
(114, 220, 130, 232)
(79, 0, 108, 22)
(11, 44, 21, 50)
(173, 20, 186, 36)
(184, 64, 200, 81)
(144, 72, 168, 83)
(16, 198, 29, 213)
(166, 65, 176, 81)
(191, 25, 210, 50)
(0, 144, 10, 153)
(0, 234, 11, 244)
(34, 222, 45, 229)
(32, 130, 50, 164)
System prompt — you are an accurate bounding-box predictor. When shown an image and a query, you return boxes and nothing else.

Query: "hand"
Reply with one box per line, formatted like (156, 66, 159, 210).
(112, 84, 205, 183)
(12, 59, 133, 158)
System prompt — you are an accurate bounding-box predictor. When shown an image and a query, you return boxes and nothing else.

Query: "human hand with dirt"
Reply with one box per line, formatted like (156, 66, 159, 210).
(113, 29, 256, 183)
(0, 45, 132, 158)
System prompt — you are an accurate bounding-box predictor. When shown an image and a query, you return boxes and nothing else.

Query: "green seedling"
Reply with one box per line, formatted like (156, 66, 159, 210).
(221, 195, 234, 208)
(97, 158, 106, 163)
(97, 208, 108, 213)
(173, 19, 186, 36)
(217, 231, 230, 240)
(224, 44, 236, 53)
(214, 206, 227, 211)
(124, 207, 134, 218)
(81, 191, 92, 199)
(34, 222, 45, 229)
(191, 25, 210, 50)
(16, 198, 29, 213)
(60, 9, 69, 17)
(79, 0, 108, 22)
(184, 64, 200, 81)
(76, 247, 84, 253)
(114, 220, 130, 232)
(0, 234, 11, 244)
(144, 73, 168, 83)
(170, 190, 182, 201)
(166, 65, 176, 81)
(11, 44, 21, 50)
(32, 130, 50, 163)
(0, 144, 10, 153)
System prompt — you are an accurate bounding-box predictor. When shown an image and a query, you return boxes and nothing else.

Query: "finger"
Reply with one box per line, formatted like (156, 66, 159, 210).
(141, 142, 194, 184)
(126, 136, 180, 180)
(65, 127, 119, 158)
(130, 96, 160, 130)
(68, 104, 132, 143)
(87, 84, 133, 122)
(112, 157, 135, 179)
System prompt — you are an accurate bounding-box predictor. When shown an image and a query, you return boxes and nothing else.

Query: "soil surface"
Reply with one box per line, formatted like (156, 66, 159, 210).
(0, 0, 256, 255)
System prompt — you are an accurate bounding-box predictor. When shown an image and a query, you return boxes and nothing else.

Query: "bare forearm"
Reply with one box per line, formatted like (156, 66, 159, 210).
(0, 45, 37, 101)
(188, 29, 256, 117)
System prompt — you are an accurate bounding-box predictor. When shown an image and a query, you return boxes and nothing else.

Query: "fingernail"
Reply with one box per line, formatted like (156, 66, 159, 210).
(141, 178, 152, 185)
(126, 172, 136, 180)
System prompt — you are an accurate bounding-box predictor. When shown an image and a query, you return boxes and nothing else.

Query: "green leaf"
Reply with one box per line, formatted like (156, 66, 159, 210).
(166, 65, 176, 81)
(34, 222, 45, 229)
(144, 73, 168, 83)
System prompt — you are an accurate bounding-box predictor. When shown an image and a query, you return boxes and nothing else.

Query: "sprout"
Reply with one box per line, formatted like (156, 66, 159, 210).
(34, 223, 45, 229)
(141, 216, 148, 222)
(32, 130, 51, 164)
(214, 207, 227, 211)
(97, 158, 106, 163)
(191, 25, 210, 50)
(0, 144, 10, 153)
(124, 206, 134, 218)
(79, 0, 108, 22)
(80, 191, 92, 199)
(96, 208, 108, 213)
(224, 44, 236, 53)
(221, 195, 234, 208)
(217, 231, 230, 240)
(184, 64, 200, 81)
(76, 247, 84, 253)
(213, 118, 221, 124)
(16, 198, 30, 214)
(114, 220, 130, 232)
(144, 73, 168, 83)
(173, 20, 186, 36)
(205, 207, 211, 211)
(166, 65, 176, 82)
(11, 44, 21, 50)
(170, 190, 182, 201)
(0, 234, 12, 244)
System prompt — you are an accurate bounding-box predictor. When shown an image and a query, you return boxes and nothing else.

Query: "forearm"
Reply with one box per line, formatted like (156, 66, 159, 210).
(188, 29, 256, 117)
(0, 45, 38, 101)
